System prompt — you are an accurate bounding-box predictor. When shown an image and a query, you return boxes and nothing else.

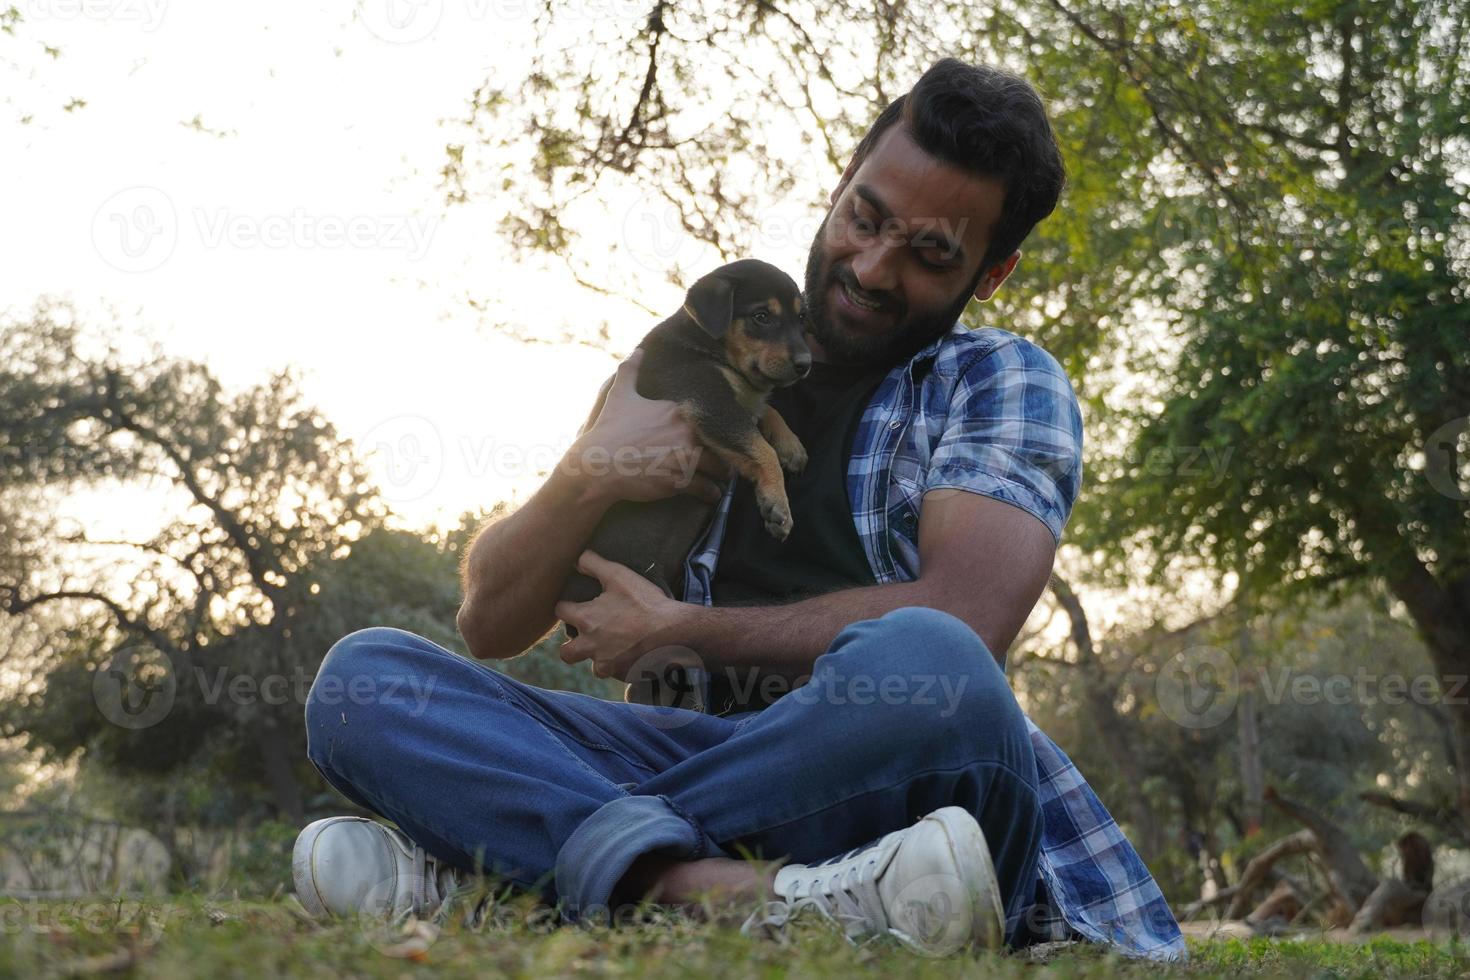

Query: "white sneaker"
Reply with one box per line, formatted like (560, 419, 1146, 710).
(741, 806, 1005, 955)
(293, 816, 462, 921)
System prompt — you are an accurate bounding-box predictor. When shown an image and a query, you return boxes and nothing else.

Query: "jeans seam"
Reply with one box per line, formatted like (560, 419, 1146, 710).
(495, 687, 668, 777)
(494, 686, 659, 784)
(656, 795, 711, 860)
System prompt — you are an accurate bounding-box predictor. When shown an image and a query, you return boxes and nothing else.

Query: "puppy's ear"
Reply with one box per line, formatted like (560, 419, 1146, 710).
(683, 270, 734, 338)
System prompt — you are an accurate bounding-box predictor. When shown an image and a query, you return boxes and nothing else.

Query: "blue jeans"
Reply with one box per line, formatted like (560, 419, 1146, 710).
(304, 607, 1043, 938)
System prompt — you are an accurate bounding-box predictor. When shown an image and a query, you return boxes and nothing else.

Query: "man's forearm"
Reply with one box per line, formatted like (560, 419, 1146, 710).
(457, 463, 611, 660)
(664, 579, 1001, 683)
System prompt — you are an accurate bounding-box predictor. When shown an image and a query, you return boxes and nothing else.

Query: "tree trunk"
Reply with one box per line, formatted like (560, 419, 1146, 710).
(1049, 576, 1166, 857)
(1238, 681, 1264, 836)
(1236, 592, 1265, 836)
(259, 718, 304, 823)
(1386, 564, 1470, 836)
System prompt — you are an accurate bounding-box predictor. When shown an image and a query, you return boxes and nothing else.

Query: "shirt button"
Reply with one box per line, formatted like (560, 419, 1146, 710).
(887, 419, 902, 429)
(902, 511, 916, 526)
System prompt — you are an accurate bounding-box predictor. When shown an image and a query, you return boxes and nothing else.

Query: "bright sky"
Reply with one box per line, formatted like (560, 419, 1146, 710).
(3, 0, 820, 530)
(3, 2, 1235, 649)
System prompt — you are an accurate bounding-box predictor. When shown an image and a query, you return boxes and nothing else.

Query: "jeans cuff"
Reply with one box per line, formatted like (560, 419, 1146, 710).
(554, 794, 726, 920)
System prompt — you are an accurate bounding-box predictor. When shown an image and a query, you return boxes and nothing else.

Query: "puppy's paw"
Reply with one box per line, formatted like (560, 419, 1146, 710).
(777, 440, 808, 475)
(758, 494, 793, 541)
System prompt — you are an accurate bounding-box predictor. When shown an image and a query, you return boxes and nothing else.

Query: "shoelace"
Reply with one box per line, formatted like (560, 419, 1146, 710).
(404, 842, 464, 921)
(410, 845, 431, 916)
(741, 853, 889, 945)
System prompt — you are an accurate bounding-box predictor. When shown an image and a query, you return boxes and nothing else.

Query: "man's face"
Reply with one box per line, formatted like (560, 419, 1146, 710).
(803, 125, 1017, 367)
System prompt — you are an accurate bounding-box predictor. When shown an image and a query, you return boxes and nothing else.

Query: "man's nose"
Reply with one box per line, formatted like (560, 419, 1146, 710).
(848, 243, 900, 294)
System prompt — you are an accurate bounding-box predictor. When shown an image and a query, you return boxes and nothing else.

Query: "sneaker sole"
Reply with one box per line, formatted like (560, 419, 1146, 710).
(927, 806, 1006, 950)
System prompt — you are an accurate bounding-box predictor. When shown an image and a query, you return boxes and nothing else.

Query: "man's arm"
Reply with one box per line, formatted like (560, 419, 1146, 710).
(457, 352, 731, 661)
(654, 489, 1056, 680)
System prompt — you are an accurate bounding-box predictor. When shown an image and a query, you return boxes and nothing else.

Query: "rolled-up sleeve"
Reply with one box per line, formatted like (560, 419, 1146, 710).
(923, 339, 1084, 542)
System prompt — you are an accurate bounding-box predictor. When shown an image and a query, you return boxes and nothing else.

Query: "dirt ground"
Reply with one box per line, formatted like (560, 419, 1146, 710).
(1180, 920, 1450, 944)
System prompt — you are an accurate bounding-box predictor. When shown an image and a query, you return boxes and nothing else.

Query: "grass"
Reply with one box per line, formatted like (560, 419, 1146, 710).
(1, 894, 1468, 979)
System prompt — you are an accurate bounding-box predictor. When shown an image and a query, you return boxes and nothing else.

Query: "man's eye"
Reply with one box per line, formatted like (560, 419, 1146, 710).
(850, 203, 876, 233)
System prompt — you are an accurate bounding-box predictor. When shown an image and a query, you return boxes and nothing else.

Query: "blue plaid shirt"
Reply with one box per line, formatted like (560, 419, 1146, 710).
(681, 322, 1186, 961)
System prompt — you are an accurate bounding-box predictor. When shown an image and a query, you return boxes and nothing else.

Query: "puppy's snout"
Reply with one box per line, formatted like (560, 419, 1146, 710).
(793, 351, 812, 378)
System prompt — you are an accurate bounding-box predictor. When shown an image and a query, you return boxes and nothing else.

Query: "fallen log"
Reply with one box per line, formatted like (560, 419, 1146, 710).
(1224, 830, 1316, 920)
(1349, 878, 1429, 932)
(1247, 878, 1304, 925)
(1264, 787, 1377, 922)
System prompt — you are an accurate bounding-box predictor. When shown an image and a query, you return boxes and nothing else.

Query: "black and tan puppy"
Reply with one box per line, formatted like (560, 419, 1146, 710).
(560, 259, 812, 616)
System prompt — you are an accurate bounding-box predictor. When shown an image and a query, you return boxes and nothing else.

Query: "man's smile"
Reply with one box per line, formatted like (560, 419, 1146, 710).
(828, 270, 899, 331)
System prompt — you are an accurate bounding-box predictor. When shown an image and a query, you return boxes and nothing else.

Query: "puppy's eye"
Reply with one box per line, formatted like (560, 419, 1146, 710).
(751, 311, 771, 325)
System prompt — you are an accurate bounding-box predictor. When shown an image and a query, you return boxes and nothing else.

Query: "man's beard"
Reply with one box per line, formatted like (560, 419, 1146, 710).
(802, 212, 981, 368)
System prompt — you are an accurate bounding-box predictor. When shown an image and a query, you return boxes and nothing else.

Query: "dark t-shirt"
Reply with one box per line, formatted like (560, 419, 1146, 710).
(706, 360, 886, 711)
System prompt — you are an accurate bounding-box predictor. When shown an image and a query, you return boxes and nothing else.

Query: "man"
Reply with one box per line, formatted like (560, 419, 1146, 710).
(294, 59, 1185, 959)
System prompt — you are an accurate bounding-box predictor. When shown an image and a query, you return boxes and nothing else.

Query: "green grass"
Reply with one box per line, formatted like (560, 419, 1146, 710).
(1, 895, 1467, 979)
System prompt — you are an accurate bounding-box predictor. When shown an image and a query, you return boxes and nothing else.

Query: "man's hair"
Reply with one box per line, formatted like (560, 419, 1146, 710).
(850, 59, 1066, 269)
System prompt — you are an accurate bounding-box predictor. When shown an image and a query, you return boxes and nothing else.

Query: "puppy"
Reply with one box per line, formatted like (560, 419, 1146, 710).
(560, 258, 811, 624)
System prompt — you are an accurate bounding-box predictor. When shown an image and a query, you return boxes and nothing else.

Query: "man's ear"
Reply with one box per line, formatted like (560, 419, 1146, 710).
(683, 270, 735, 338)
(973, 251, 1021, 303)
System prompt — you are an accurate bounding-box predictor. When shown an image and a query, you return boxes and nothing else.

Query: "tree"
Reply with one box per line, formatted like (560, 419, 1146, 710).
(438, 0, 1168, 384)
(0, 303, 385, 822)
(1053, 0, 1470, 829)
(0, 305, 624, 833)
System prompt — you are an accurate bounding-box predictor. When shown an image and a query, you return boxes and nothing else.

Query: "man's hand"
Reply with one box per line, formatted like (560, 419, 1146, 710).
(572, 350, 733, 507)
(554, 549, 690, 680)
